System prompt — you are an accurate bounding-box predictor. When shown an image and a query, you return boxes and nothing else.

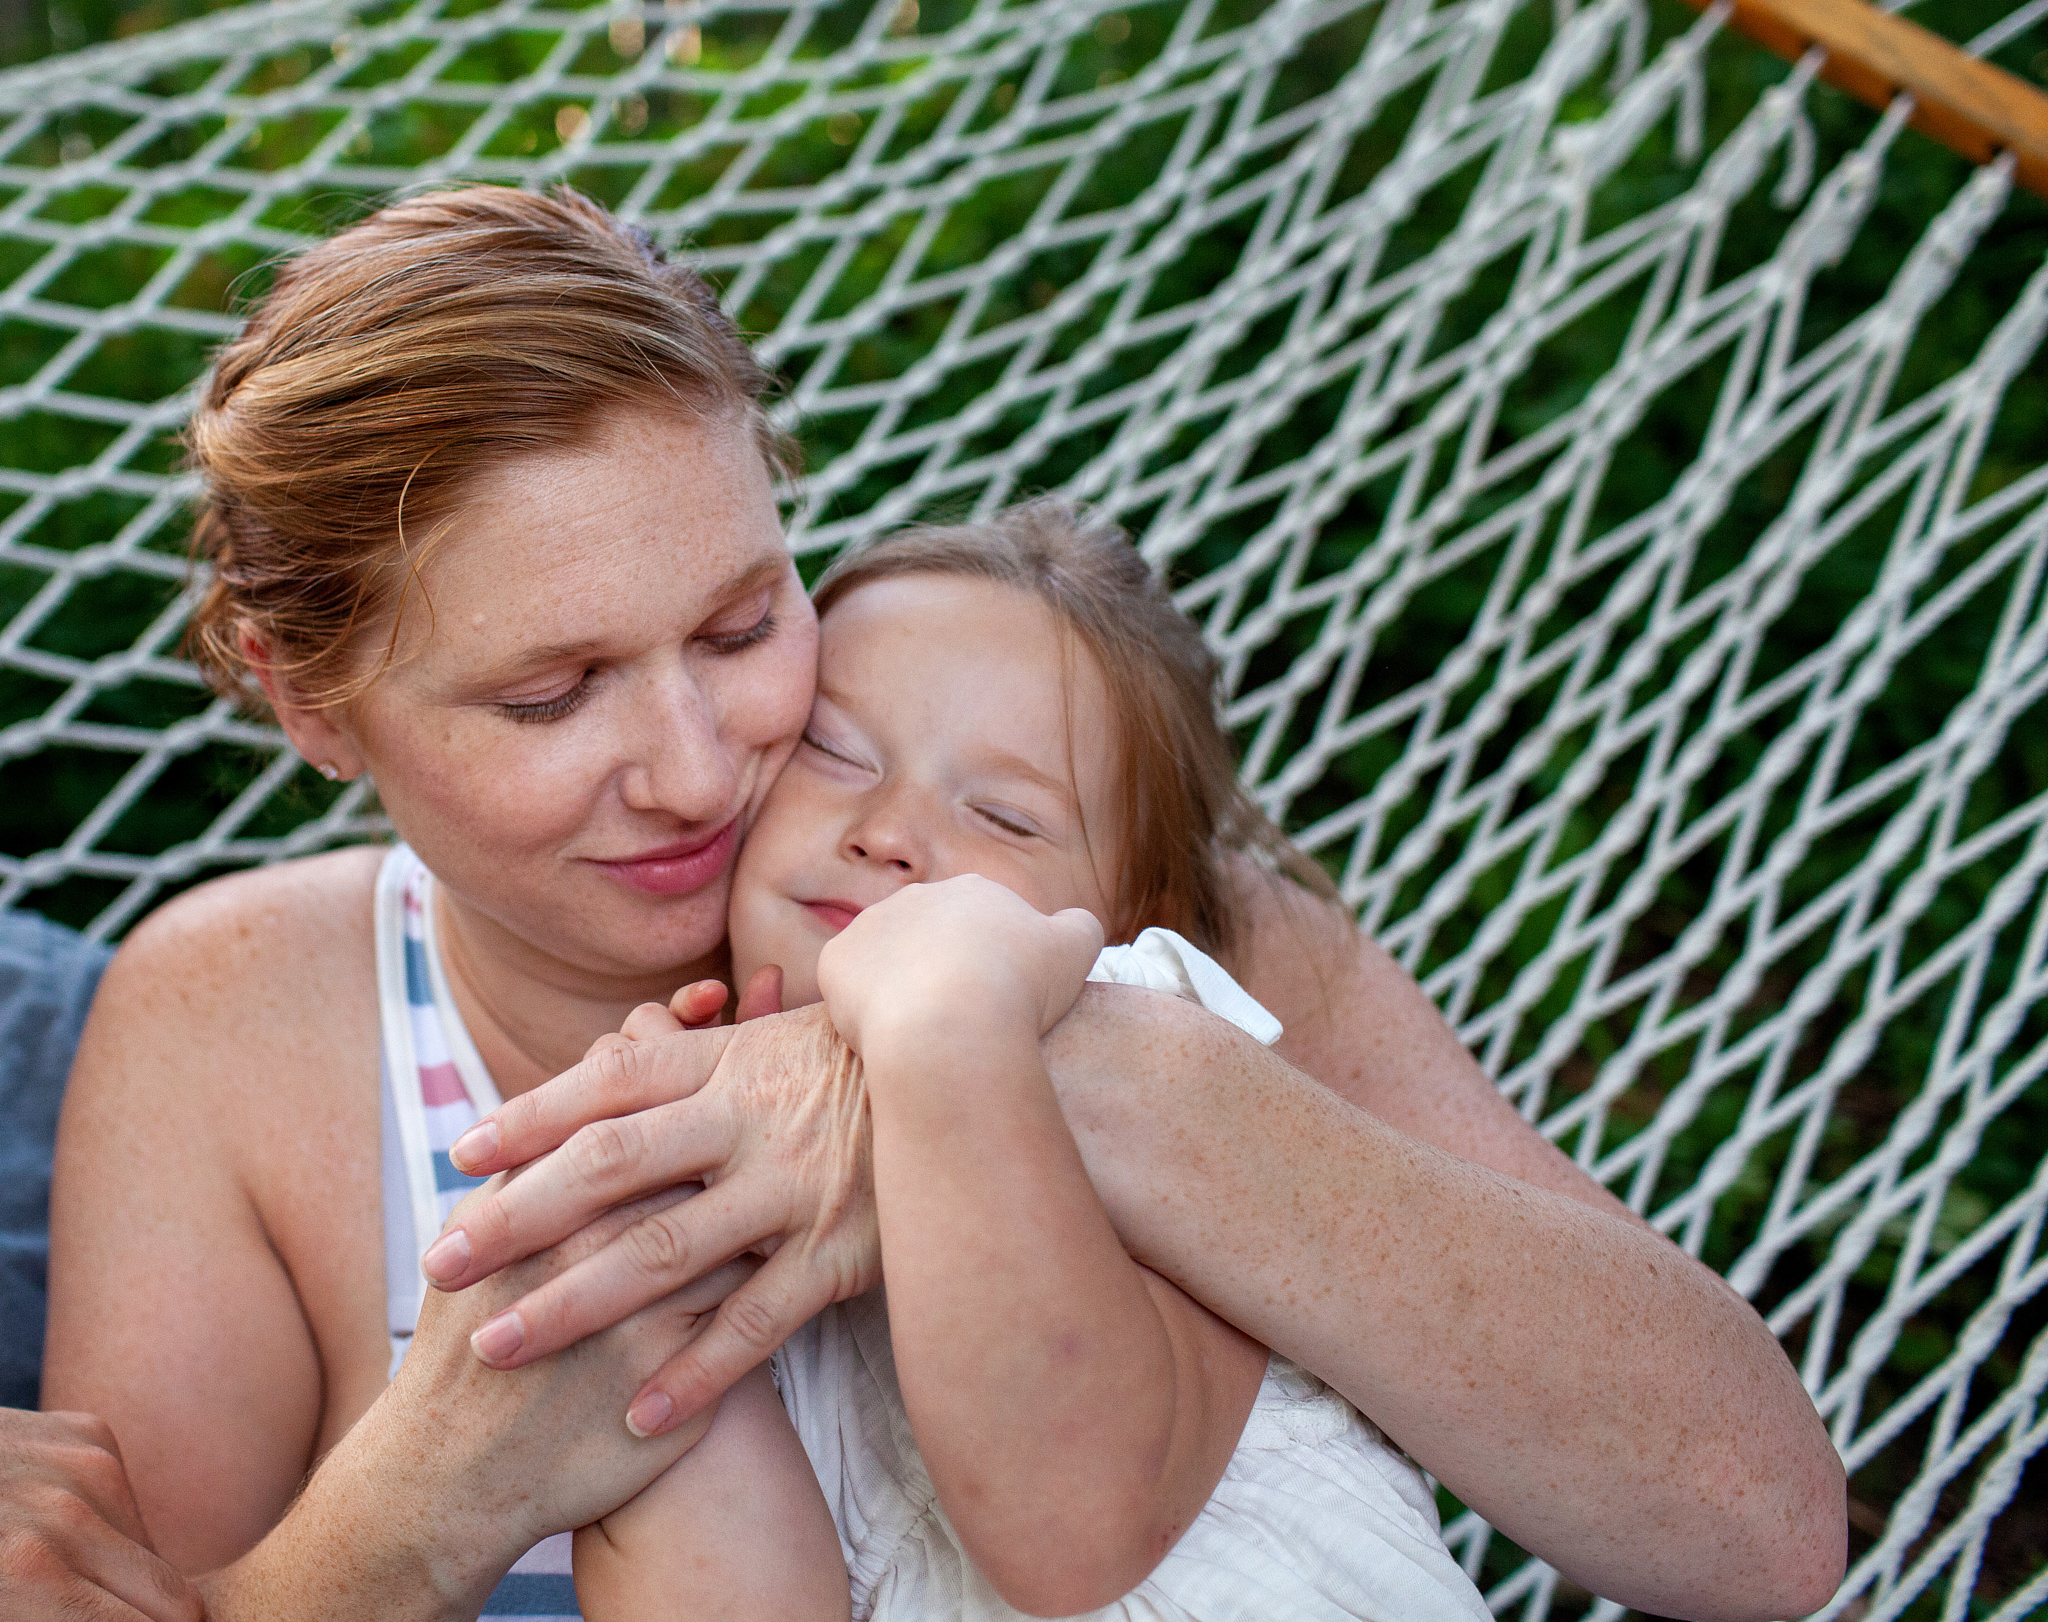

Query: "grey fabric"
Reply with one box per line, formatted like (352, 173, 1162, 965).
(0, 911, 110, 1410)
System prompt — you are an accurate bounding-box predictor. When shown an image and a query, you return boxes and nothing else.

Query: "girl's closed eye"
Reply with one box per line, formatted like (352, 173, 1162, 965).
(804, 727, 872, 771)
(975, 804, 1043, 840)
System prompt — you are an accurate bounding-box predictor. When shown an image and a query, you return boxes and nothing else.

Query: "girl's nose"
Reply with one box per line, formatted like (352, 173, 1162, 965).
(844, 788, 928, 877)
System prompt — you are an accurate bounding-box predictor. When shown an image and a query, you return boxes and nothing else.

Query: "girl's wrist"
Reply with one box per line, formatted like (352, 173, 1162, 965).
(853, 1000, 1041, 1092)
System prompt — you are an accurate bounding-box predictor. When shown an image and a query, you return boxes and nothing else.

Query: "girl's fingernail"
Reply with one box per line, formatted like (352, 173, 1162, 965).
(449, 1121, 497, 1172)
(625, 1392, 673, 1438)
(471, 1312, 526, 1365)
(420, 1229, 470, 1284)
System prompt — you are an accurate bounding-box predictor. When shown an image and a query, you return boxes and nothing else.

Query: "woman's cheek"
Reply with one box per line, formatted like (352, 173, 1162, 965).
(429, 718, 612, 853)
(755, 600, 822, 746)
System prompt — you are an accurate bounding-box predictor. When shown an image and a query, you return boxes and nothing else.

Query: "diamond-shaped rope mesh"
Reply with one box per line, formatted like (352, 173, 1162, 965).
(4, 0, 2046, 1613)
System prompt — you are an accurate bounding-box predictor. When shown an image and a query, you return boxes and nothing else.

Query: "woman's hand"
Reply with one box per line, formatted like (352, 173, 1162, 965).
(0, 1409, 203, 1622)
(817, 877, 1102, 1053)
(423, 998, 878, 1438)
(208, 1184, 754, 1621)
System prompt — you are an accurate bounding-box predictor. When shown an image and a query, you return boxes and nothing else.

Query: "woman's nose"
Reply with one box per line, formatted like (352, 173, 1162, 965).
(618, 667, 736, 821)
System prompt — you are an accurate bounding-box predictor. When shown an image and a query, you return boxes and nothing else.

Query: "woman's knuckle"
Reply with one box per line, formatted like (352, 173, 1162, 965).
(563, 1116, 638, 1191)
(45, 1488, 100, 1541)
(720, 1289, 783, 1351)
(588, 1035, 648, 1103)
(623, 1208, 695, 1282)
(56, 1414, 117, 1456)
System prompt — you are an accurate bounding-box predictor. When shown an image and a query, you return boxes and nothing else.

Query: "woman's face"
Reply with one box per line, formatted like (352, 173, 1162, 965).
(337, 408, 818, 986)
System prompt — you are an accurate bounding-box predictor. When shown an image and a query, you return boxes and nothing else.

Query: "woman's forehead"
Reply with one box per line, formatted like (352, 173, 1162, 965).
(398, 411, 786, 658)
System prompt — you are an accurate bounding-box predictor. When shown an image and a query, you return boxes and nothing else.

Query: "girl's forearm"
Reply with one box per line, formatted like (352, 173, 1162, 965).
(1045, 983, 1845, 1622)
(864, 1019, 1221, 1613)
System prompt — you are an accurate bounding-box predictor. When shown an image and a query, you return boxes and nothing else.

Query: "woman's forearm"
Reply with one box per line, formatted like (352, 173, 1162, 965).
(197, 1398, 524, 1622)
(1045, 982, 1845, 1622)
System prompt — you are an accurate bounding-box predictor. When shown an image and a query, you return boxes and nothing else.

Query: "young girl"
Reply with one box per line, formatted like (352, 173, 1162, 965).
(570, 499, 1492, 1622)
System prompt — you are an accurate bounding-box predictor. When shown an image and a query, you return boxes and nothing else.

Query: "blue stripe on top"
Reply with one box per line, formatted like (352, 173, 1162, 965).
(483, 1573, 580, 1615)
(433, 1150, 489, 1195)
(403, 931, 435, 1007)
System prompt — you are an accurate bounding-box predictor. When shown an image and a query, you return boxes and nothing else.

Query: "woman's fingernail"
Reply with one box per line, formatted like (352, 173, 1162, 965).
(420, 1229, 470, 1284)
(449, 1121, 497, 1172)
(625, 1392, 673, 1438)
(471, 1312, 526, 1365)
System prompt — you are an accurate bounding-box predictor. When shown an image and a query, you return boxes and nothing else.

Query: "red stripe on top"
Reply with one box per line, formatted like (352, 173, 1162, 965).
(418, 1061, 468, 1109)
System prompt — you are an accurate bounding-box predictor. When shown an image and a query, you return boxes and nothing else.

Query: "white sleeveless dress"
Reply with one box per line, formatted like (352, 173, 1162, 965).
(771, 927, 1494, 1622)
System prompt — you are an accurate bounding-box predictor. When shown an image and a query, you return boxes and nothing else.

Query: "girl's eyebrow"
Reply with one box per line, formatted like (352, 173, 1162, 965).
(973, 746, 1073, 802)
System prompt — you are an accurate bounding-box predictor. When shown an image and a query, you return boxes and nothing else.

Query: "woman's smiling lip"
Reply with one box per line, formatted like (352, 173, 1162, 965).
(593, 819, 741, 897)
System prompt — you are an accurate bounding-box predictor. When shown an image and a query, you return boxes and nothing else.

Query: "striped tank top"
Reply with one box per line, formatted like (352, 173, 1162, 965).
(376, 844, 583, 1622)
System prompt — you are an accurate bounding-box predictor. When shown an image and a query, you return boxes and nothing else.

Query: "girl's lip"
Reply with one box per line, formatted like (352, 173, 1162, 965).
(593, 820, 741, 897)
(802, 900, 862, 933)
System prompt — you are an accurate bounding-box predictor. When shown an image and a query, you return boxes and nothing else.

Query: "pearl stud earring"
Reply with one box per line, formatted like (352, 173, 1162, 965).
(317, 763, 341, 781)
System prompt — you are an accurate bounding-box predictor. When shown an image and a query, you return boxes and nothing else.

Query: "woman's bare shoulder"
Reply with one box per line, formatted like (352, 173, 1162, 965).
(106, 845, 384, 995)
(1227, 856, 1635, 1215)
(85, 846, 387, 1100)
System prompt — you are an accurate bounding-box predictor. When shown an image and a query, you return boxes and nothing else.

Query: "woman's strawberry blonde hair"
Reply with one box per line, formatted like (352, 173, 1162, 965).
(812, 498, 1338, 961)
(184, 184, 792, 709)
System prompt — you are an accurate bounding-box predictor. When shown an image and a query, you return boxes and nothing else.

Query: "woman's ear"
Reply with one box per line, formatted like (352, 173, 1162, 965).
(237, 622, 365, 783)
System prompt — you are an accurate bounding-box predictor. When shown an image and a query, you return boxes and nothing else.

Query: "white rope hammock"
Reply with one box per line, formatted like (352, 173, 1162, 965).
(2, 0, 2044, 1613)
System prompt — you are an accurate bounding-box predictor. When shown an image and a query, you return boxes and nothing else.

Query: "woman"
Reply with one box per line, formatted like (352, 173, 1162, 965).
(42, 185, 1842, 1622)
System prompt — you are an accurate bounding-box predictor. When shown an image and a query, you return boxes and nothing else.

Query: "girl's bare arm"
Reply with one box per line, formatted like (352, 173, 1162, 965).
(854, 980, 1267, 1616)
(573, 1364, 848, 1622)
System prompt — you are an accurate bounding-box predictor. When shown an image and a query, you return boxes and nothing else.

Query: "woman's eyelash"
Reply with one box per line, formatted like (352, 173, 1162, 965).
(497, 679, 591, 723)
(701, 611, 777, 655)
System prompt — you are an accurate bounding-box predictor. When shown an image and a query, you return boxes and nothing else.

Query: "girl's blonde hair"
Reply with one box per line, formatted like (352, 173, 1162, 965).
(812, 498, 1337, 959)
(184, 184, 792, 709)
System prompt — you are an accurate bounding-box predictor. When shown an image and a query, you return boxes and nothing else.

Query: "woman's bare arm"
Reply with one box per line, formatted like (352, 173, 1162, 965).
(1046, 959, 1846, 1619)
(1232, 868, 1645, 1215)
(44, 874, 376, 1574)
(44, 863, 732, 1622)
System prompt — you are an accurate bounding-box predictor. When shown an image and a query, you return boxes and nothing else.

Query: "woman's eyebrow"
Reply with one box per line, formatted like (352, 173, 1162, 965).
(466, 560, 788, 683)
(719, 556, 789, 601)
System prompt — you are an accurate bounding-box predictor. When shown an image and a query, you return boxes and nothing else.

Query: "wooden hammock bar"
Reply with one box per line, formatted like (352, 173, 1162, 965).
(1679, 0, 2048, 198)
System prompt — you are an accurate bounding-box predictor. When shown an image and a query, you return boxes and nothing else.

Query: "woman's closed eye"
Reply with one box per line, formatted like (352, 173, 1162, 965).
(696, 597, 779, 656)
(497, 673, 595, 723)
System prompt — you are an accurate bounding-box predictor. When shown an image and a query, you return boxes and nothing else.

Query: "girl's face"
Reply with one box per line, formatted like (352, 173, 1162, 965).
(329, 408, 819, 987)
(728, 572, 1122, 1008)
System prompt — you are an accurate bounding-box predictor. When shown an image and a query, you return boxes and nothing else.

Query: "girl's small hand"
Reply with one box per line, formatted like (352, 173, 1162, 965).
(817, 875, 1103, 1055)
(614, 964, 786, 1042)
